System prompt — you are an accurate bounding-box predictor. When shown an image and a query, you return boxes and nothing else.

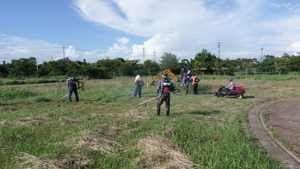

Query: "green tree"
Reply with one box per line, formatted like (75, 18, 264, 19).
(142, 60, 160, 75)
(47, 58, 70, 76)
(66, 60, 86, 77)
(119, 59, 139, 76)
(258, 55, 275, 73)
(11, 57, 37, 77)
(284, 53, 300, 72)
(274, 57, 288, 75)
(37, 62, 51, 77)
(95, 58, 129, 78)
(159, 52, 180, 74)
(192, 49, 221, 74)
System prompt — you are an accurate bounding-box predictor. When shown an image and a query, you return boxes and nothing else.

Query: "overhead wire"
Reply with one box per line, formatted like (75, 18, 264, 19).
(1, 42, 293, 61)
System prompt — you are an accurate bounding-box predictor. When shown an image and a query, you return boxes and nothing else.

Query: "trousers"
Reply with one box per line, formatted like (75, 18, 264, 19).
(157, 96, 170, 116)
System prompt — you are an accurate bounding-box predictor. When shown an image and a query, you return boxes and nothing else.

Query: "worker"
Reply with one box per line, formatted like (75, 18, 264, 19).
(156, 73, 175, 116)
(66, 75, 80, 102)
(221, 78, 236, 93)
(187, 68, 192, 76)
(181, 73, 189, 94)
(190, 75, 200, 95)
(133, 75, 144, 98)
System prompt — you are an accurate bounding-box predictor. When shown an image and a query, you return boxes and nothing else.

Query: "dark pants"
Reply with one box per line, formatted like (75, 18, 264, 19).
(183, 84, 189, 94)
(193, 83, 198, 95)
(133, 85, 142, 98)
(157, 96, 170, 116)
(221, 88, 230, 93)
(68, 86, 79, 102)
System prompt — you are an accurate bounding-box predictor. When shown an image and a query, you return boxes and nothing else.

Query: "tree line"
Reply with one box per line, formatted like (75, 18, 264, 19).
(1, 49, 300, 79)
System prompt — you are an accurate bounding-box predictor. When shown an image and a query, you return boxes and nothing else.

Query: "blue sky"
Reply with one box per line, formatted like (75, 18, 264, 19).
(1, 0, 300, 64)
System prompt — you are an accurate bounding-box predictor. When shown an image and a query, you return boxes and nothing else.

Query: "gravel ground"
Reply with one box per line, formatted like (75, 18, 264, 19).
(264, 98, 300, 156)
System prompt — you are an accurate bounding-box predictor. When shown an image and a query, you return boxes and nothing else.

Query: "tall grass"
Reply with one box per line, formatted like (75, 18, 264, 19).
(0, 87, 36, 100)
(0, 76, 296, 168)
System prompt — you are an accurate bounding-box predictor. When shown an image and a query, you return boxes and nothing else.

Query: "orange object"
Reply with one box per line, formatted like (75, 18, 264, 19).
(144, 103, 147, 107)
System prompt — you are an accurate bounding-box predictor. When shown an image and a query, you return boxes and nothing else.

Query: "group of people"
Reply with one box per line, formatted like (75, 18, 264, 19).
(180, 69, 200, 95)
(66, 70, 235, 117)
(132, 73, 175, 116)
(132, 69, 236, 116)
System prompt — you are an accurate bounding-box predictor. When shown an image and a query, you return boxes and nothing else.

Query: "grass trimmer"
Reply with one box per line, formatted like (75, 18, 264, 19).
(60, 93, 69, 101)
(136, 88, 181, 107)
(136, 96, 159, 107)
(60, 82, 85, 101)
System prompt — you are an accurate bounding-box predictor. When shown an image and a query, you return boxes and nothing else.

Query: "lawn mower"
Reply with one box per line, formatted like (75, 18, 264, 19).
(214, 86, 245, 99)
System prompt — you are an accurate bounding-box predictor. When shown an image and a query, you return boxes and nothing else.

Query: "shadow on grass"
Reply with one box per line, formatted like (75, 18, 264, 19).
(243, 96, 256, 99)
(175, 110, 221, 116)
(216, 95, 256, 99)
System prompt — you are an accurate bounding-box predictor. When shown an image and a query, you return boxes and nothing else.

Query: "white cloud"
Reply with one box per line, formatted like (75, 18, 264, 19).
(291, 42, 300, 48)
(72, 0, 300, 60)
(118, 37, 129, 46)
(2, 0, 300, 64)
(0, 34, 132, 63)
(0, 34, 63, 63)
(270, 3, 291, 8)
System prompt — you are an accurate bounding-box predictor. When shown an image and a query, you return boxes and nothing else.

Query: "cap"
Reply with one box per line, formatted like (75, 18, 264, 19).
(162, 73, 168, 78)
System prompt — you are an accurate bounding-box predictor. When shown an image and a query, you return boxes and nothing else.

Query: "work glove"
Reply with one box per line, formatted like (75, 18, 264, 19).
(157, 89, 159, 94)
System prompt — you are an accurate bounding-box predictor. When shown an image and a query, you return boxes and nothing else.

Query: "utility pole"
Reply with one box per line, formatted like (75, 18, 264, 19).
(261, 47, 266, 74)
(218, 41, 220, 58)
(153, 51, 156, 61)
(62, 46, 65, 58)
(143, 47, 145, 63)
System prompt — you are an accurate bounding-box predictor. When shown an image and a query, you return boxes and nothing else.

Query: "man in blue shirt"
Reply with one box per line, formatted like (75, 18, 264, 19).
(66, 75, 80, 102)
(181, 73, 189, 94)
(156, 73, 175, 116)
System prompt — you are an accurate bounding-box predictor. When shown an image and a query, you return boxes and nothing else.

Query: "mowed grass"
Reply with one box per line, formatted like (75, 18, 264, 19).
(0, 76, 299, 168)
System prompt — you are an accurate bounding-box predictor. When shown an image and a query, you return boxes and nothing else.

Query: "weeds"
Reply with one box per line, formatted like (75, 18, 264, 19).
(0, 76, 296, 168)
(0, 87, 36, 100)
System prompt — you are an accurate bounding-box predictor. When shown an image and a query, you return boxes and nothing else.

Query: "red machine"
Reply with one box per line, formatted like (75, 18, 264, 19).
(214, 86, 245, 99)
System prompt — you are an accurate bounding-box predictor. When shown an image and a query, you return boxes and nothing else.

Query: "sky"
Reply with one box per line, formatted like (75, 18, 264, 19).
(1, 0, 300, 64)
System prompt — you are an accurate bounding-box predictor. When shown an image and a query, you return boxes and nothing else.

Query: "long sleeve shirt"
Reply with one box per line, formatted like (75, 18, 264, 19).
(227, 81, 236, 90)
(181, 76, 189, 86)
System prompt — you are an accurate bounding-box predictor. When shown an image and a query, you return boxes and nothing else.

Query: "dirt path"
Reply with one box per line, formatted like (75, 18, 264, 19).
(248, 98, 300, 169)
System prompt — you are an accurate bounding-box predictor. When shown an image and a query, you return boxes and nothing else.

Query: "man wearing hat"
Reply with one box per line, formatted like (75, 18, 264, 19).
(156, 73, 175, 116)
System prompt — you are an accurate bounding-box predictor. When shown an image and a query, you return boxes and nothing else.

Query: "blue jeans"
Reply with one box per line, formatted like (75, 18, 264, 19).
(68, 86, 79, 102)
(133, 85, 142, 98)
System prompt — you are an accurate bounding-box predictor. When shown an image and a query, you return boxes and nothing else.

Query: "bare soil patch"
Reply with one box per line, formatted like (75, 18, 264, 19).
(264, 98, 300, 156)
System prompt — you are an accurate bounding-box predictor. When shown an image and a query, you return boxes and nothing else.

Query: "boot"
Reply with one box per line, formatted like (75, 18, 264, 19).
(166, 111, 170, 116)
(156, 104, 160, 116)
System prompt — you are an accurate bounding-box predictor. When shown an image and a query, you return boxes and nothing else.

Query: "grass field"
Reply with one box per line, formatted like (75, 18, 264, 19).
(0, 75, 299, 169)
